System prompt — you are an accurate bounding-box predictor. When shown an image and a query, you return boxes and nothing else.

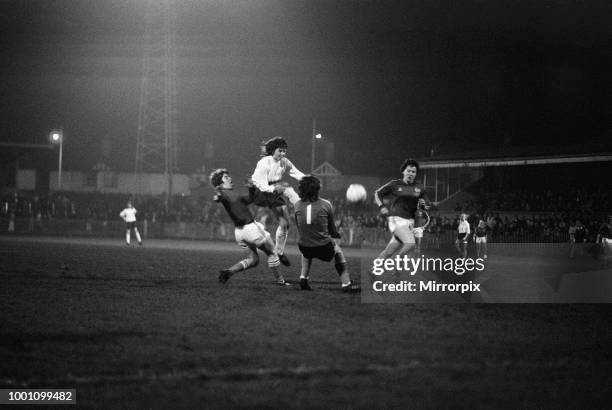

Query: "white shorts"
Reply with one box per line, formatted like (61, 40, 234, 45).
(475, 236, 487, 244)
(604, 238, 612, 251)
(413, 227, 424, 239)
(235, 221, 269, 248)
(387, 216, 415, 244)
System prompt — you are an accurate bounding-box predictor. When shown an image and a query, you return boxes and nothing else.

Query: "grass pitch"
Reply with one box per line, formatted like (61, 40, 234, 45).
(0, 237, 610, 408)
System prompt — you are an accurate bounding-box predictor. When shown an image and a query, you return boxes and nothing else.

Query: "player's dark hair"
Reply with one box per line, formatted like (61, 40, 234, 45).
(400, 158, 420, 174)
(263, 137, 288, 156)
(210, 168, 228, 187)
(298, 175, 321, 202)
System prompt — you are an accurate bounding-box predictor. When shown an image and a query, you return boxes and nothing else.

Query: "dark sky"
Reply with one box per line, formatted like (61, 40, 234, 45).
(2, 0, 612, 178)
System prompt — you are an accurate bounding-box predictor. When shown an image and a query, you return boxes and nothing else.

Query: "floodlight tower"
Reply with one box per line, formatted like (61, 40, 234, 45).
(135, 0, 178, 199)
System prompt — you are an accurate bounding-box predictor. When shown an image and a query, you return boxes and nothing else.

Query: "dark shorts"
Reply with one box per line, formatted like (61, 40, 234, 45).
(125, 221, 137, 230)
(253, 188, 287, 208)
(298, 241, 336, 262)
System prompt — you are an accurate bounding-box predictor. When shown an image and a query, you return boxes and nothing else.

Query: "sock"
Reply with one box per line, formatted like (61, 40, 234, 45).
(334, 253, 350, 286)
(135, 229, 142, 243)
(228, 259, 252, 273)
(275, 225, 288, 255)
(125, 231, 130, 244)
(300, 256, 311, 279)
(268, 254, 284, 282)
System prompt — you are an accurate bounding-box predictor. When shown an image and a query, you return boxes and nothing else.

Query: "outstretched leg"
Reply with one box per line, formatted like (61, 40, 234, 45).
(377, 235, 402, 260)
(219, 246, 260, 283)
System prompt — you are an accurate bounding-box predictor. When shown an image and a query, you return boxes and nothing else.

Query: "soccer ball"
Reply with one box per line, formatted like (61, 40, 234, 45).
(346, 184, 367, 203)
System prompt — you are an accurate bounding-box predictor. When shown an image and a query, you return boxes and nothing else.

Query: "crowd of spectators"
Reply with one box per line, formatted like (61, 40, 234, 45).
(2, 171, 609, 246)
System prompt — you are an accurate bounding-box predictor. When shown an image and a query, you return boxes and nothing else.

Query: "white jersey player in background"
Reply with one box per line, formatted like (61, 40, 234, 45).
(455, 213, 470, 259)
(251, 137, 304, 266)
(119, 200, 142, 246)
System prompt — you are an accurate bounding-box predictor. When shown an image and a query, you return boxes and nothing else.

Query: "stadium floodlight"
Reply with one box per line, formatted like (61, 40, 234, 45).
(311, 119, 323, 172)
(49, 129, 63, 190)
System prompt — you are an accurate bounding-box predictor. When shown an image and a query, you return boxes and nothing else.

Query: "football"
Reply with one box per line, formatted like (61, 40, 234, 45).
(346, 184, 367, 203)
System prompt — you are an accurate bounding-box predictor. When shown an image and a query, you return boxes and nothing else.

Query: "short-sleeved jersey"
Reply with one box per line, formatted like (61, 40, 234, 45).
(215, 188, 255, 227)
(374, 179, 427, 220)
(458, 220, 471, 239)
(415, 209, 429, 228)
(120, 207, 137, 222)
(251, 156, 304, 193)
(294, 198, 340, 247)
(475, 225, 489, 238)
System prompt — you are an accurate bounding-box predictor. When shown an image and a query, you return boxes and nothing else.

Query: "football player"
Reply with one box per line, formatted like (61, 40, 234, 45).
(413, 208, 430, 255)
(596, 215, 612, 267)
(473, 219, 489, 259)
(119, 200, 142, 246)
(374, 158, 430, 261)
(455, 213, 470, 259)
(210, 168, 288, 286)
(251, 137, 304, 267)
(294, 175, 359, 292)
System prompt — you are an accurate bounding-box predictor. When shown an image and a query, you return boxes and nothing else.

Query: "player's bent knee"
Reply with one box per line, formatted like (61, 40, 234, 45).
(245, 255, 259, 268)
(333, 250, 346, 265)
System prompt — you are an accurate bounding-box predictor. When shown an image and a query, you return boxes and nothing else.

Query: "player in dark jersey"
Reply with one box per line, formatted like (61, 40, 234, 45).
(570, 219, 588, 258)
(294, 175, 359, 292)
(374, 158, 430, 261)
(596, 215, 612, 267)
(473, 219, 489, 259)
(210, 169, 288, 286)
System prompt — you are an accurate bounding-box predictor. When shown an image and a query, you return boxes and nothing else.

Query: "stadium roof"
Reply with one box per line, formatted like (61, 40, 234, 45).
(419, 143, 612, 169)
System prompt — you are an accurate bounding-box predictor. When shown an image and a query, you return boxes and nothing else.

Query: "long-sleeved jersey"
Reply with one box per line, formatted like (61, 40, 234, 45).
(374, 179, 428, 220)
(251, 156, 304, 193)
(214, 188, 255, 227)
(294, 198, 340, 247)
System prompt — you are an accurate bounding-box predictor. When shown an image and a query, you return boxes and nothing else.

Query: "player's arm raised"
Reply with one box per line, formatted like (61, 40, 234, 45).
(285, 158, 305, 181)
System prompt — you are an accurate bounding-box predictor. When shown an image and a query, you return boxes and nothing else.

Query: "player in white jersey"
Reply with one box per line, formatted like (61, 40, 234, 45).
(119, 201, 142, 246)
(251, 137, 304, 266)
(455, 213, 470, 259)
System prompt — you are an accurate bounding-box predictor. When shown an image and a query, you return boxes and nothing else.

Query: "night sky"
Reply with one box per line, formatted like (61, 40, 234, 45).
(2, 0, 612, 178)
